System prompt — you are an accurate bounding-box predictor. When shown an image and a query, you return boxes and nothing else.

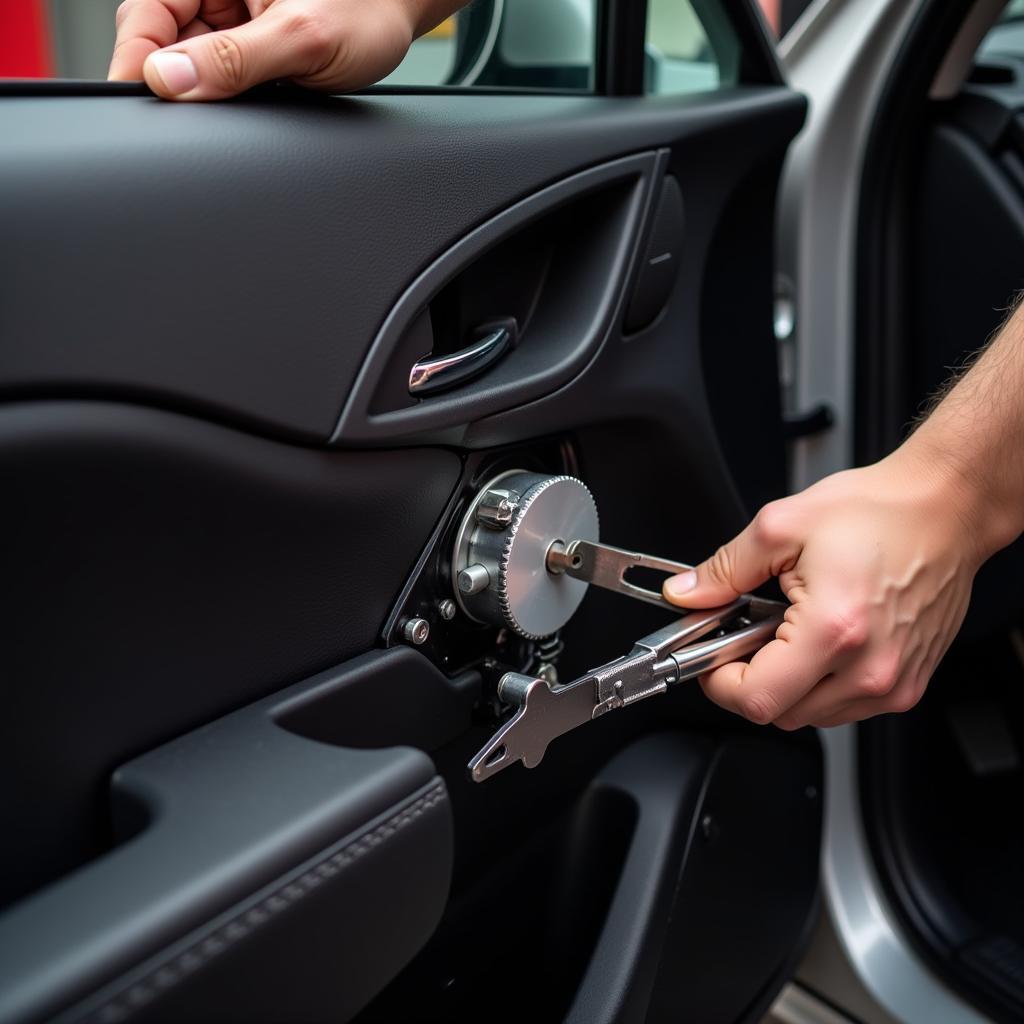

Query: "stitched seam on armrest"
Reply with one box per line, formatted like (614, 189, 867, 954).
(86, 781, 447, 1023)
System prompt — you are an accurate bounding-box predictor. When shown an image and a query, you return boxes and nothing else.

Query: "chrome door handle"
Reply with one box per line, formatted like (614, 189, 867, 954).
(408, 325, 513, 396)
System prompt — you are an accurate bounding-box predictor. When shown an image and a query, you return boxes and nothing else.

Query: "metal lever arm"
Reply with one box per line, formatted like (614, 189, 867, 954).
(547, 539, 691, 611)
(468, 597, 784, 782)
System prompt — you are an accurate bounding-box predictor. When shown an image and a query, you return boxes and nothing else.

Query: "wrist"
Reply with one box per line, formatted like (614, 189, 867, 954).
(894, 428, 1022, 562)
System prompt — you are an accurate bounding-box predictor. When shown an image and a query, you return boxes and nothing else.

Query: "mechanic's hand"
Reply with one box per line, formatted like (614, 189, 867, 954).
(108, 0, 432, 100)
(662, 450, 987, 729)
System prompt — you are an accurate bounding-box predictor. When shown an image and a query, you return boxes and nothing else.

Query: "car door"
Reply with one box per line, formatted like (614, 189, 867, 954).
(0, 2, 822, 1021)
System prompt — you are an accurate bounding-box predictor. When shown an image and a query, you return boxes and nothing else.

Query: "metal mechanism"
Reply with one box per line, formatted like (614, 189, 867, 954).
(452, 471, 785, 782)
(452, 470, 599, 639)
(408, 325, 513, 396)
(469, 596, 784, 782)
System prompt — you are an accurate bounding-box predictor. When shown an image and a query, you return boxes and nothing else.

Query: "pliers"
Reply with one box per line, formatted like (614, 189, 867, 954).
(468, 540, 785, 782)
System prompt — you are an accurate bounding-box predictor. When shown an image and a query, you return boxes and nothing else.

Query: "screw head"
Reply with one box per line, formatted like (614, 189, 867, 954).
(402, 617, 430, 645)
(438, 599, 457, 621)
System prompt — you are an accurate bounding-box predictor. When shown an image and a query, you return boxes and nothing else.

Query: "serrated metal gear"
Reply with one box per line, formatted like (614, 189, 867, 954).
(452, 470, 599, 638)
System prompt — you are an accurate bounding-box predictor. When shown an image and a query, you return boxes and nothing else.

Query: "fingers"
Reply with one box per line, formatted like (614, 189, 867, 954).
(698, 592, 881, 725)
(142, 6, 320, 100)
(112, 0, 420, 100)
(698, 602, 842, 724)
(702, 658, 924, 729)
(789, 682, 922, 729)
(178, 18, 213, 40)
(775, 645, 927, 729)
(108, 0, 198, 81)
(664, 500, 802, 609)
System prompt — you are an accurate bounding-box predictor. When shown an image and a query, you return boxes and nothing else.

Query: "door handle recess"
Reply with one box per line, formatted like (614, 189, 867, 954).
(408, 324, 513, 396)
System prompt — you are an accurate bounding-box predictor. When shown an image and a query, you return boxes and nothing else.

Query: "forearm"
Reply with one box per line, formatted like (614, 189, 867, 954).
(899, 300, 1024, 559)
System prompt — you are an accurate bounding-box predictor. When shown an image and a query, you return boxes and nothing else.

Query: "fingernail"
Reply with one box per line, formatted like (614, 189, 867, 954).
(148, 52, 198, 96)
(665, 570, 698, 597)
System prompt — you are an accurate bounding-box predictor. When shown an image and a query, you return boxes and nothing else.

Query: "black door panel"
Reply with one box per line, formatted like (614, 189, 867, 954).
(0, 402, 460, 910)
(0, 37, 818, 1020)
(334, 151, 660, 443)
(0, 651, 455, 1024)
(358, 728, 820, 1024)
(0, 88, 802, 441)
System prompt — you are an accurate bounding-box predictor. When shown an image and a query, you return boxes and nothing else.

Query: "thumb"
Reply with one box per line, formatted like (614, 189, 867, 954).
(143, 10, 321, 100)
(663, 504, 799, 608)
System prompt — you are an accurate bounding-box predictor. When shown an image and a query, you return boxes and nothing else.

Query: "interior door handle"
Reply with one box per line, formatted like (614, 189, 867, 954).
(408, 324, 513, 396)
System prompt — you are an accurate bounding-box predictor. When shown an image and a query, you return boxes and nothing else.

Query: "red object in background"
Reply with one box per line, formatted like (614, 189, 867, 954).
(758, 0, 781, 36)
(0, 0, 53, 78)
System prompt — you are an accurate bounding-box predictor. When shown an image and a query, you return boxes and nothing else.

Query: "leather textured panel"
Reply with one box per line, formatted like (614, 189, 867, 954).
(333, 152, 660, 442)
(0, 88, 804, 440)
(0, 646, 453, 1024)
(0, 401, 460, 910)
(60, 783, 451, 1024)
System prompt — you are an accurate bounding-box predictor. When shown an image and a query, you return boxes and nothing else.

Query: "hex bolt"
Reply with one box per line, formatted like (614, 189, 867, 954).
(402, 617, 430, 646)
(457, 563, 491, 596)
(438, 599, 457, 621)
(475, 489, 520, 530)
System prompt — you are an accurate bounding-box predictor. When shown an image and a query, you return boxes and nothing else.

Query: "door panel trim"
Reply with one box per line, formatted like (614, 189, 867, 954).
(0, 651, 455, 1024)
(332, 151, 661, 443)
(0, 89, 803, 441)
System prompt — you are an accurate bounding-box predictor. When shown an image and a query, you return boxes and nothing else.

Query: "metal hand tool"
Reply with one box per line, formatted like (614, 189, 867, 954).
(469, 539, 784, 782)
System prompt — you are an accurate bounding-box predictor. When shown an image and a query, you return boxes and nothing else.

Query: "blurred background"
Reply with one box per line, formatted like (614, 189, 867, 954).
(0, 0, 814, 83)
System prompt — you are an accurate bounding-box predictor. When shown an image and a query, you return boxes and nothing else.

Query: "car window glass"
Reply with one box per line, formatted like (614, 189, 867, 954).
(645, 0, 734, 94)
(381, 17, 459, 87)
(978, 0, 1024, 64)
(384, 0, 596, 91)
